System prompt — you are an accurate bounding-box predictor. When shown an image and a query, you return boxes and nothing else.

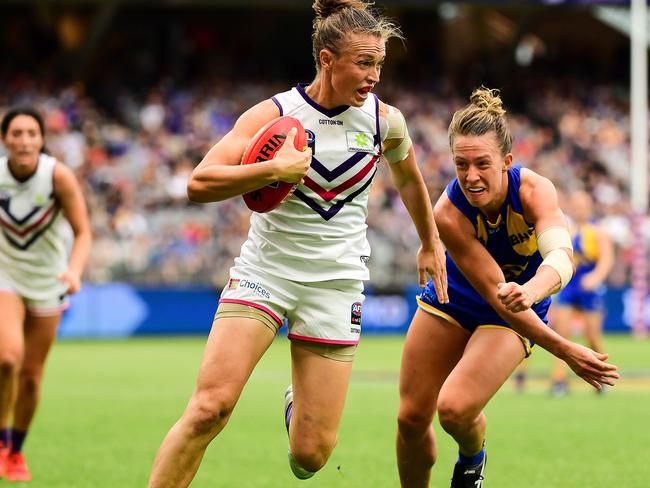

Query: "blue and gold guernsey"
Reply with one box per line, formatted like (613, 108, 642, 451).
(555, 222, 603, 311)
(418, 165, 550, 350)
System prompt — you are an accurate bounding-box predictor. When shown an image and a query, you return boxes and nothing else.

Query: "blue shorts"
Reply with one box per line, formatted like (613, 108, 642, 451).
(417, 280, 551, 356)
(555, 282, 604, 312)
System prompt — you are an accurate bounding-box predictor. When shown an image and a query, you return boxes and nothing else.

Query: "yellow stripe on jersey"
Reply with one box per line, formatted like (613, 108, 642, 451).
(580, 224, 600, 262)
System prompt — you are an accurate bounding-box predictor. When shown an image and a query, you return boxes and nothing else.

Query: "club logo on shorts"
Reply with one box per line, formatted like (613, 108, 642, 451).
(227, 279, 240, 290)
(351, 302, 362, 325)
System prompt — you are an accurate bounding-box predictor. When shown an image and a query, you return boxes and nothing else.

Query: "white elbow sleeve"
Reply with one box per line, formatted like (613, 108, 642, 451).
(536, 227, 574, 290)
(383, 109, 412, 163)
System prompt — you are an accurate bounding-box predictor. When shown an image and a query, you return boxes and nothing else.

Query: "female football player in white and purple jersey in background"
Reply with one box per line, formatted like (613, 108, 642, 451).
(147, 1, 448, 486)
(0, 107, 92, 481)
(396, 88, 619, 488)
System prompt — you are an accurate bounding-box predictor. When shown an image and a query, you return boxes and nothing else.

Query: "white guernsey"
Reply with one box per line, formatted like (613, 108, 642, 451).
(238, 84, 402, 282)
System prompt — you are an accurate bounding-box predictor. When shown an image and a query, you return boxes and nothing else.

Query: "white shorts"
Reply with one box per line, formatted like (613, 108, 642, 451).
(0, 283, 68, 317)
(219, 264, 365, 345)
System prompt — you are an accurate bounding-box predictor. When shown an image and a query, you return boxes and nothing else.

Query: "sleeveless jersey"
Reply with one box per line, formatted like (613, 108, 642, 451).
(571, 222, 599, 280)
(237, 84, 384, 282)
(0, 154, 68, 300)
(445, 165, 551, 313)
(555, 220, 604, 310)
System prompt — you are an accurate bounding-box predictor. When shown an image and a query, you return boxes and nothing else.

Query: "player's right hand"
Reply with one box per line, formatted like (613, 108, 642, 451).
(273, 127, 312, 184)
(562, 342, 619, 390)
(58, 269, 82, 295)
(497, 282, 536, 312)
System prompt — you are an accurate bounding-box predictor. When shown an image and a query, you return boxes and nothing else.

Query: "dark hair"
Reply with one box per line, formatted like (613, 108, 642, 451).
(311, 0, 403, 71)
(1, 107, 46, 139)
(448, 87, 512, 156)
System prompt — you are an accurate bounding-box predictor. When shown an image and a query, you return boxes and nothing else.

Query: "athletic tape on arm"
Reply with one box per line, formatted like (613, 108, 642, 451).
(536, 226, 574, 290)
(383, 108, 412, 163)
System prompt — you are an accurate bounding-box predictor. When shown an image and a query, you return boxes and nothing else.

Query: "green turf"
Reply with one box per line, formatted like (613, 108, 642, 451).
(20, 334, 648, 487)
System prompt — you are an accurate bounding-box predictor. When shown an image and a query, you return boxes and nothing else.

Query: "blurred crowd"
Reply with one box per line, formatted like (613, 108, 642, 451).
(0, 78, 647, 290)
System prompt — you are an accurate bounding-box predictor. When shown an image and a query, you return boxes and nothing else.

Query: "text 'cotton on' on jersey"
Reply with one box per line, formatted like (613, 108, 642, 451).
(237, 84, 386, 283)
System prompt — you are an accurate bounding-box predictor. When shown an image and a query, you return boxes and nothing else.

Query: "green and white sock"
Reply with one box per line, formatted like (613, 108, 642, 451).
(288, 450, 315, 480)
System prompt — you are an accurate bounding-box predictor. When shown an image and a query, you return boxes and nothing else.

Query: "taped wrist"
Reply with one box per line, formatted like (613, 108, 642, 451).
(383, 108, 412, 163)
(536, 227, 573, 290)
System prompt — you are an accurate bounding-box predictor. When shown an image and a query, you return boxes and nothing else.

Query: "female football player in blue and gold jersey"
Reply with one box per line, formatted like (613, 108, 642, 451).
(550, 190, 614, 395)
(396, 88, 619, 488)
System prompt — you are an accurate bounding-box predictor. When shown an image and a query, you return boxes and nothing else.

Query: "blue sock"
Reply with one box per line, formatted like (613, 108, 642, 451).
(0, 428, 10, 448)
(457, 447, 485, 466)
(10, 430, 27, 453)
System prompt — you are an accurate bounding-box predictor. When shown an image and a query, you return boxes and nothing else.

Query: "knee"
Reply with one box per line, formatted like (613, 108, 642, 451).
(437, 397, 476, 435)
(0, 351, 22, 377)
(291, 432, 337, 472)
(184, 391, 237, 438)
(397, 406, 433, 440)
(19, 368, 43, 396)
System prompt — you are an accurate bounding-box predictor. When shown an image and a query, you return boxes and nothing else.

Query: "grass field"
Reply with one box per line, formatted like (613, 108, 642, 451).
(18, 334, 650, 487)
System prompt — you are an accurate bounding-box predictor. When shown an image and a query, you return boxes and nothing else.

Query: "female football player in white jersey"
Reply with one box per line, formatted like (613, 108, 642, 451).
(0, 107, 91, 481)
(148, 1, 448, 486)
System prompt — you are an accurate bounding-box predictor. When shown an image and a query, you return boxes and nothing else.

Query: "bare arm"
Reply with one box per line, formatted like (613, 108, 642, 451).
(54, 163, 92, 294)
(435, 195, 618, 389)
(187, 100, 311, 203)
(497, 170, 574, 311)
(383, 103, 447, 302)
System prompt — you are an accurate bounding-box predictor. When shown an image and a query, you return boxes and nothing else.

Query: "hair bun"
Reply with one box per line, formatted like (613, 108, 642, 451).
(470, 87, 506, 117)
(312, 0, 367, 19)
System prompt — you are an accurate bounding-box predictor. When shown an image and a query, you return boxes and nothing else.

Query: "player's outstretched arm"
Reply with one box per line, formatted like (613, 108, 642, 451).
(383, 104, 447, 302)
(434, 195, 618, 389)
(187, 100, 311, 203)
(497, 171, 574, 312)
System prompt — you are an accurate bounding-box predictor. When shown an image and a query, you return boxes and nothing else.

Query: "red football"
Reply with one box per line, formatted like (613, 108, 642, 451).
(241, 116, 307, 213)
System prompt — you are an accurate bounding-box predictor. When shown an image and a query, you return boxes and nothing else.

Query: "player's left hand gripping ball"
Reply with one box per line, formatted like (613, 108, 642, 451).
(241, 116, 309, 213)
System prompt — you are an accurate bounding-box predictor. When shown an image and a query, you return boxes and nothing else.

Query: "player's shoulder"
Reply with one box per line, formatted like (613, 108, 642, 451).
(519, 167, 557, 203)
(233, 99, 282, 138)
(434, 192, 464, 231)
(52, 158, 78, 193)
(378, 100, 403, 119)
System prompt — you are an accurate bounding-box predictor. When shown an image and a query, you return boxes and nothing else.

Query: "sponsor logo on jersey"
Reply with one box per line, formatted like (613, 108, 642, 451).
(228, 278, 240, 290)
(360, 255, 370, 264)
(239, 279, 271, 299)
(351, 301, 362, 325)
(509, 228, 534, 245)
(346, 131, 374, 153)
(318, 119, 343, 126)
(34, 194, 47, 206)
